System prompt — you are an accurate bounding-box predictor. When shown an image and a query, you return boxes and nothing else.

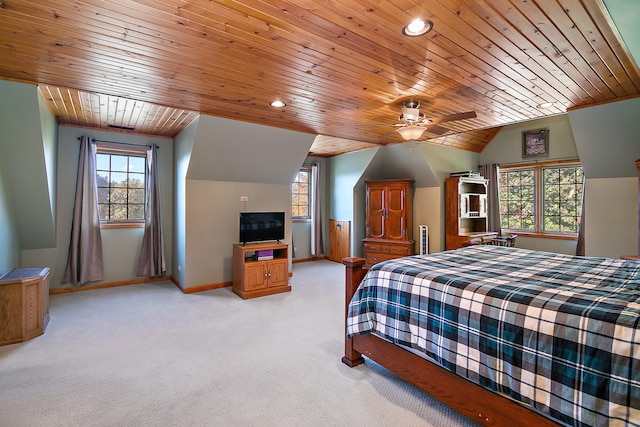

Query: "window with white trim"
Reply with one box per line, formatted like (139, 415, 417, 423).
(499, 161, 583, 235)
(96, 145, 147, 224)
(292, 167, 310, 220)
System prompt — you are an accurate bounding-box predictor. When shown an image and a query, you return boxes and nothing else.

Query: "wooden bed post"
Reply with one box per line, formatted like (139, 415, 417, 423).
(341, 257, 367, 367)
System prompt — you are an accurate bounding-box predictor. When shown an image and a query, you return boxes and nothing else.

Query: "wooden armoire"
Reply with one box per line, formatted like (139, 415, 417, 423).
(362, 179, 415, 268)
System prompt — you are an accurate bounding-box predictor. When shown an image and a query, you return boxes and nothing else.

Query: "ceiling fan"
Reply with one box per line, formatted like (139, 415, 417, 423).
(390, 100, 477, 141)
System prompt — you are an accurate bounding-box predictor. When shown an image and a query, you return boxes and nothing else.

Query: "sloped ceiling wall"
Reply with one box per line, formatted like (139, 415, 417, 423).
(568, 97, 640, 178)
(361, 142, 438, 187)
(187, 115, 315, 184)
(0, 81, 56, 249)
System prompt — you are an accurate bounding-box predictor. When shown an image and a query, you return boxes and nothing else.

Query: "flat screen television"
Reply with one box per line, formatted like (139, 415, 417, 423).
(239, 212, 285, 245)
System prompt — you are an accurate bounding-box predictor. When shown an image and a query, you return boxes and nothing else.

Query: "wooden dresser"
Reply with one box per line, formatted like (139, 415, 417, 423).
(0, 267, 50, 346)
(362, 179, 415, 268)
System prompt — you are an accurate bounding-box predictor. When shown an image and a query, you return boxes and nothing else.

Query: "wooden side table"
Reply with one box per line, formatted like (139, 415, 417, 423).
(0, 267, 50, 346)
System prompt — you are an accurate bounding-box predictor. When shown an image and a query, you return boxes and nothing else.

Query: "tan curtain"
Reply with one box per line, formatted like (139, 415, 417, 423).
(137, 144, 165, 277)
(482, 163, 501, 233)
(310, 163, 324, 257)
(62, 136, 104, 285)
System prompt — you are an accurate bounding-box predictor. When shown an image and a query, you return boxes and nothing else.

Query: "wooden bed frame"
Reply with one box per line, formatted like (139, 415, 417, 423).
(342, 257, 560, 427)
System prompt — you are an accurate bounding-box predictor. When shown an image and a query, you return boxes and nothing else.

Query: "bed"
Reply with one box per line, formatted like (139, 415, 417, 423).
(342, 245, 640, 426)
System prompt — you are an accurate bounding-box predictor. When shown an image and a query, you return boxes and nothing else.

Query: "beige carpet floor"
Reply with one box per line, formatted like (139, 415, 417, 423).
(0, 260, 479, 427)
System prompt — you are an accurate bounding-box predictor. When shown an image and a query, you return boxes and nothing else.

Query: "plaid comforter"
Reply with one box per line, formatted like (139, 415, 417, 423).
(347, 245, 640, 427)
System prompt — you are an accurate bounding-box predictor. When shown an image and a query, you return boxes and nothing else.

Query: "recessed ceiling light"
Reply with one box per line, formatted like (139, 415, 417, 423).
(536, 102, 555, 109)
(402, 19, 434, 37)
(270, 100, 286, 108)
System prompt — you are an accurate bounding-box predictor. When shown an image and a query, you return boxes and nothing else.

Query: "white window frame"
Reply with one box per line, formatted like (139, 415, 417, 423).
(499, 160, 583, 239)
(95, 144, 147, 229)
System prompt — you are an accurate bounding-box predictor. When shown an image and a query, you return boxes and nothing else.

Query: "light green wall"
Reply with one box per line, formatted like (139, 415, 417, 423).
(0, 80, 56, 250)
(328, 148, 378, 257)
(175, 114, 314, 289)
(568, 97, 640, 257)
(478, 114, 579, 255)
(480, 114, 578, 164)
(0, 148, 19, 276)
(21, 126, 175, 289)
(172, 117, 198, 288)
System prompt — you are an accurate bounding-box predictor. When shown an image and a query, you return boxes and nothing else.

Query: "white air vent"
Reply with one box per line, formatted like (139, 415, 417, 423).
(418, 225, 429, 255)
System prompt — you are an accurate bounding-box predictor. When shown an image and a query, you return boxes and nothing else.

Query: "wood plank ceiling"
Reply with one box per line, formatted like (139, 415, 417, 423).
(0, 0, 638, 156)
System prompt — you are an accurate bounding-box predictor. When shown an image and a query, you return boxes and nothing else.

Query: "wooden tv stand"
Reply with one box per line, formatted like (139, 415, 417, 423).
(232, 242, 290, 299)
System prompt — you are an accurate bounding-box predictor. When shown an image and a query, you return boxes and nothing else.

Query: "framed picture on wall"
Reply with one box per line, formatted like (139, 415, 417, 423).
(522, 128, 549, 158)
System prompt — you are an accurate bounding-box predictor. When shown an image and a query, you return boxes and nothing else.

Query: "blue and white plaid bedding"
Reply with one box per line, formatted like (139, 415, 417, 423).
(347, 245, 640, 427)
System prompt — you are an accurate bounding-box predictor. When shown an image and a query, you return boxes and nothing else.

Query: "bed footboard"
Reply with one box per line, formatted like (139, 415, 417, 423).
(341, 257, 367, 367)
(341, 256, 559, 427)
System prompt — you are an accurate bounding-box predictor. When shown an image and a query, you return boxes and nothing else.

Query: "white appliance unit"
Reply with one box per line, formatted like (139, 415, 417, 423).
(418, 225, 429, 255)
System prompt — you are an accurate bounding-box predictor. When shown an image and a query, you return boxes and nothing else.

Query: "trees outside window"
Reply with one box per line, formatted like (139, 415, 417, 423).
(96, 147, 146, 224)
(292, 168, 311, 219)
(499, 161, 583, 235)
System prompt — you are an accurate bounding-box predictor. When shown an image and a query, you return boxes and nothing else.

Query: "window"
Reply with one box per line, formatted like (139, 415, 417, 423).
(292, 167, 310, 220)
(499, 161, 583, 236)
(96, 146, 147, 226)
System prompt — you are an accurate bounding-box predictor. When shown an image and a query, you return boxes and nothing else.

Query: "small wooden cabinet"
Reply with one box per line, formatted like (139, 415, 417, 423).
(446, 176, 496, 250)
(362, 179, 415, 268)
(232, 242, 290, 299)
(0, 267, 50, 346)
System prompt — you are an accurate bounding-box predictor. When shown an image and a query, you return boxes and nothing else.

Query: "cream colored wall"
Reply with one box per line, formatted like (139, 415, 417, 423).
(184, 180, 291, 289)
(585, 177, 637, 258)
(413, 187, 443, 253)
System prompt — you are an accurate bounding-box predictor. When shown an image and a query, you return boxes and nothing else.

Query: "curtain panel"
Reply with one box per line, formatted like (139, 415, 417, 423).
(62, 136, 104, 285)
(482, 163, 501, 234)
(310, 163, 324, 257)
(137, 144, 166, 277)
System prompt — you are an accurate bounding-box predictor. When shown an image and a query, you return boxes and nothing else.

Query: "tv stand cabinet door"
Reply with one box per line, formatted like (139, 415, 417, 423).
(267, 259, 288, 288)
(244, 263, 268, 291)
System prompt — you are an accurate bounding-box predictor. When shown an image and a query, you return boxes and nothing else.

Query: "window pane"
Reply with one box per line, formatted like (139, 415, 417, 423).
(96, 150, 147, 222)
(542, 166, 583, 232)
(111, 172, 128, 187)
(110, 155, 128, 172)
(129, 204, 144, 219)
(129, 188, 145, 205)
(499, 169, 535, 231)
(128, 156, 145, 173)
(292, 168, 311, 219)
(96, 154, 110, 170)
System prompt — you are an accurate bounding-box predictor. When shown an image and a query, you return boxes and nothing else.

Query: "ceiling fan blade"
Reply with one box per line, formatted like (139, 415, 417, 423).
(425, 124, 450, 135)
(429, 111, 477, 125)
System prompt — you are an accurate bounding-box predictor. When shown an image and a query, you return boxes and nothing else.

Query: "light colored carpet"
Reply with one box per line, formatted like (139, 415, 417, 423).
(0, 260, 479, 427)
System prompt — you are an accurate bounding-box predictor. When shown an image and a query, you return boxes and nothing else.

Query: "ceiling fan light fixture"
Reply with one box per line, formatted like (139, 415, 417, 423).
(402, 19, 434, 37)
(401, 106, 421, 122)
(397, 126, 426, 140)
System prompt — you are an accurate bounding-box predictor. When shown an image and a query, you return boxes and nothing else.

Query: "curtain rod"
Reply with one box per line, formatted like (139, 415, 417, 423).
(76, 137, 158, 149)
